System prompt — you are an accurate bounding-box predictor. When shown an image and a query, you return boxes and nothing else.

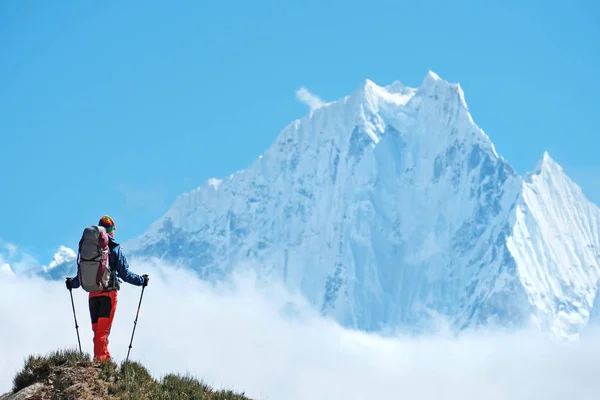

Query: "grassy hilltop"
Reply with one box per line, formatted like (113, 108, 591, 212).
(1, 349, 252, 400)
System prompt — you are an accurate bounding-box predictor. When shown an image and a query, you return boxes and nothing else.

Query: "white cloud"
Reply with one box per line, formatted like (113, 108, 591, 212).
(2, 258, 600, 399)
(0, 263, 14, 277)
(3, 243, 17, 258)
(0, 240, 75, 276)
(295, 87, 325, 111)
(0, 240, 41, 275)
(43, 246, 76, 272)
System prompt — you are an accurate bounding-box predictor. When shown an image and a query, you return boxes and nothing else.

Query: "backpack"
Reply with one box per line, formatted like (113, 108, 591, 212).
(76, 225, 111, 292)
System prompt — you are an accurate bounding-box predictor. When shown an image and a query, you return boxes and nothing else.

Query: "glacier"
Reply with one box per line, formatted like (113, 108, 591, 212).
(125, 71, 600, 339)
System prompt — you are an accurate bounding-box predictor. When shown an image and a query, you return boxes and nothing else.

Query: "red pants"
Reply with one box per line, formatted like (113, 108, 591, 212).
(88, 291, 118, 361)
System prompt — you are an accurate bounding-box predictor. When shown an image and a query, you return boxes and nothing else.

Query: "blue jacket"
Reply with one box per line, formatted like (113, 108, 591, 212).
(70, 236, 144, 290)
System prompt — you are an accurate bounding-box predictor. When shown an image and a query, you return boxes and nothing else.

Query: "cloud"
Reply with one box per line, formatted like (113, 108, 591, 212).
(0, 240, 41, 275)
(43, 246, 76, 272)
(0, 239, 76, 278)
(0, 263, 14, 277)
(2, 258, 600, 399)
(295, 87, 325, 111)
(3, 243, 17, 258)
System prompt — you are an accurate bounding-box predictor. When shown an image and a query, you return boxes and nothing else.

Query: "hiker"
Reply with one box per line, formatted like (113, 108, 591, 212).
(65, 215, 149, 361)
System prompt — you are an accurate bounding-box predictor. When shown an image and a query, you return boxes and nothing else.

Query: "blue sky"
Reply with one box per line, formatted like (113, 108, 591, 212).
(1, 0, 598, 263)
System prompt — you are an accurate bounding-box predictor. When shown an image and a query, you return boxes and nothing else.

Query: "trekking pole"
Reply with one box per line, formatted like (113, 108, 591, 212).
(126, 283, 146, 362)
(68, 285, 83, 354)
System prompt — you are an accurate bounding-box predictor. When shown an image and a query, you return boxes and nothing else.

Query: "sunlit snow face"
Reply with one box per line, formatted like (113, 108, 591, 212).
(2, 258, 600, 400)
(112, 73, 600, 344)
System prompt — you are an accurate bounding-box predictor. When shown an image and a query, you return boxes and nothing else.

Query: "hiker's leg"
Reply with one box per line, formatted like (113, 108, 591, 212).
(88, 295, 101, 359)
(104, 291, 118, 357)
(90, 292, 117, 361)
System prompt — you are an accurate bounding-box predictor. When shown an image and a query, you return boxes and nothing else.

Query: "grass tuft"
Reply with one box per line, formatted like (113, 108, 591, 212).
(12, 348, 91, 392)
(109, 360, 158, 398)
(13, 349, 252, 399)
(153, 373, 211, 399)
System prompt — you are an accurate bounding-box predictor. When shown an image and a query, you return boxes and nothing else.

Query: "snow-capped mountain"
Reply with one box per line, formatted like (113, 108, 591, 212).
(126, 71, 600, 338)
(507, 154, 600, 337)
(38, 246, 77, 281)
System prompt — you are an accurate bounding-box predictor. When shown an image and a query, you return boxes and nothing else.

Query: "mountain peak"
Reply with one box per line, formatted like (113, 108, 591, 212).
(419, 70, 445, 89)
(126, 70, 600, 340)
(349, 78, 379, 100)
(522, 151, 594, 220)
(384, 80, 408, 94)
(426, 69, 442, 81)
(43, 246, 76, 272)
(417, 70, 469, 110)
(363, 78, 377, 88)
(346, 78, 417, 113)
(527, 151, 563, 179)
(339, 71, 469, 115)
(541, 151, 558, 167)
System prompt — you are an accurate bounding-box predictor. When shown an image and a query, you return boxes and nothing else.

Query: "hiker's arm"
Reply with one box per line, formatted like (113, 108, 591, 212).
(114, 247, 144, 286)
